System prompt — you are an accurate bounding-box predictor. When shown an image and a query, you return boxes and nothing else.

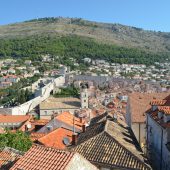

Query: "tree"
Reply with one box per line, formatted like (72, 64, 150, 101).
(0, 131, 32, 152)
(54, 86, 79, 97)
(17, 90, 26, 104)
(0, 35, 169, 65)
(39, 64, 47, 72)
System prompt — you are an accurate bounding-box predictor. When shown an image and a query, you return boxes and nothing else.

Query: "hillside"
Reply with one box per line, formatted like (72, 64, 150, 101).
(1, 17, 170, 53)
(0, 17, 170, 65)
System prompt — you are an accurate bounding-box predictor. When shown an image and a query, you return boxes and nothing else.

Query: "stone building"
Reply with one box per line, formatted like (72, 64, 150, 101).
(126, 92, 169, 151)
(39, 97, 81, 119)
(146, 97, 170, 170)
(0, 114, 31, 131)
(37, 112, 85, 133)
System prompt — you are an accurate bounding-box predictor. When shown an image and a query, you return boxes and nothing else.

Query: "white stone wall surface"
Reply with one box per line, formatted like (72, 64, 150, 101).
(0, 76, 65, 115)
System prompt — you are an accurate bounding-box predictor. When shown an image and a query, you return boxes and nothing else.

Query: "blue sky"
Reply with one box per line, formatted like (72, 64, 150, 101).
(0, 0, 170, 32)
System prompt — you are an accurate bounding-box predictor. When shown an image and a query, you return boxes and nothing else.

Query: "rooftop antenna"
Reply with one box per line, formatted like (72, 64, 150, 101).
(89, 109, 91, 121)
(73, 113, 75, 134)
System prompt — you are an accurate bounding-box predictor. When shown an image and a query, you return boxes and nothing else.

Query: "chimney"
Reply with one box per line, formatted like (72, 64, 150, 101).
(72, 134, 77, 145)
(25, 125, 28, 132)
(80, 117, 83, 123)
(82, 124, 86, 132)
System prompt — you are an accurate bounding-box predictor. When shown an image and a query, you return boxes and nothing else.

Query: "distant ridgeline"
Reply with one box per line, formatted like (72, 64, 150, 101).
(0, 17, 170, 65)
(0, 34, 169, 65)
(25, 17, 100, 27)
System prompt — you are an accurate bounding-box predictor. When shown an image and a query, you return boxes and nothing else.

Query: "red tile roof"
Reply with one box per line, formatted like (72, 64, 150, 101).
(158, 106, 170, 115)
(28, 119, 49, 131)
(56, 112, 85, 130)
(129, 92, 170, 123)
(0, 147, 22, 169)
(10, 145, 74, 170)
(37, 127, 73, 149)
(30, 132, 46, 141)
(150, 99, 167, 106)
(0, 114, 30, 123)
(30, 119, 49, 126)
(149, 110, 170, 128)
(72, 120, 151, 170)
(148, 95, 170, 128)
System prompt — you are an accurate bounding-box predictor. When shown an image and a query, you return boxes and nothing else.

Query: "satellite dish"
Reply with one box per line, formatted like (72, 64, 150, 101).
(63, 137, 70, 146)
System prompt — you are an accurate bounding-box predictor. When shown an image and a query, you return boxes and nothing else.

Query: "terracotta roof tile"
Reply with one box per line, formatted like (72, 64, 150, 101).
(158, 106, 170, 115)
(148, 110, 170, 128)
(150, 99, 167, 106)
(90, 112, 111, 126)
(37, 127, 73, 149)
(0, 114, 30, 123)
(10, 145, 74, 170)
(72, 120, 151, 170)
(56, 112, 85, 130)
(30, 119, 49, 126)
(0, 147, 22, 170)
(129, 92, 170, 123)
(30, 133, 46, 141)
(148, 93, 170, 127)
(28, 119, 49, 132)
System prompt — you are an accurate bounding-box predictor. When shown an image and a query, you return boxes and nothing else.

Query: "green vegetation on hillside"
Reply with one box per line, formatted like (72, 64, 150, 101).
(0, 35, 169, 65)
(26, 17, 60, 23)
(1, 17, 170, 54)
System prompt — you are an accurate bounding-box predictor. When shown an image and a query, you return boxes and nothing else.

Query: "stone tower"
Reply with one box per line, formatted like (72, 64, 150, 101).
(80, 83, 89, 109)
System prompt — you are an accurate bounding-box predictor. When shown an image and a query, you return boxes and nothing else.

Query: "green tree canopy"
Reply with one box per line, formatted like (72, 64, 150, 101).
(0, 131, 32, 152)
(0, 35, 169, 65)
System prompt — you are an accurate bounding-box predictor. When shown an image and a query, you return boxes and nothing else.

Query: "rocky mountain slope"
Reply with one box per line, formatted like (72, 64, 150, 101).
(0, 17, 170, 53)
